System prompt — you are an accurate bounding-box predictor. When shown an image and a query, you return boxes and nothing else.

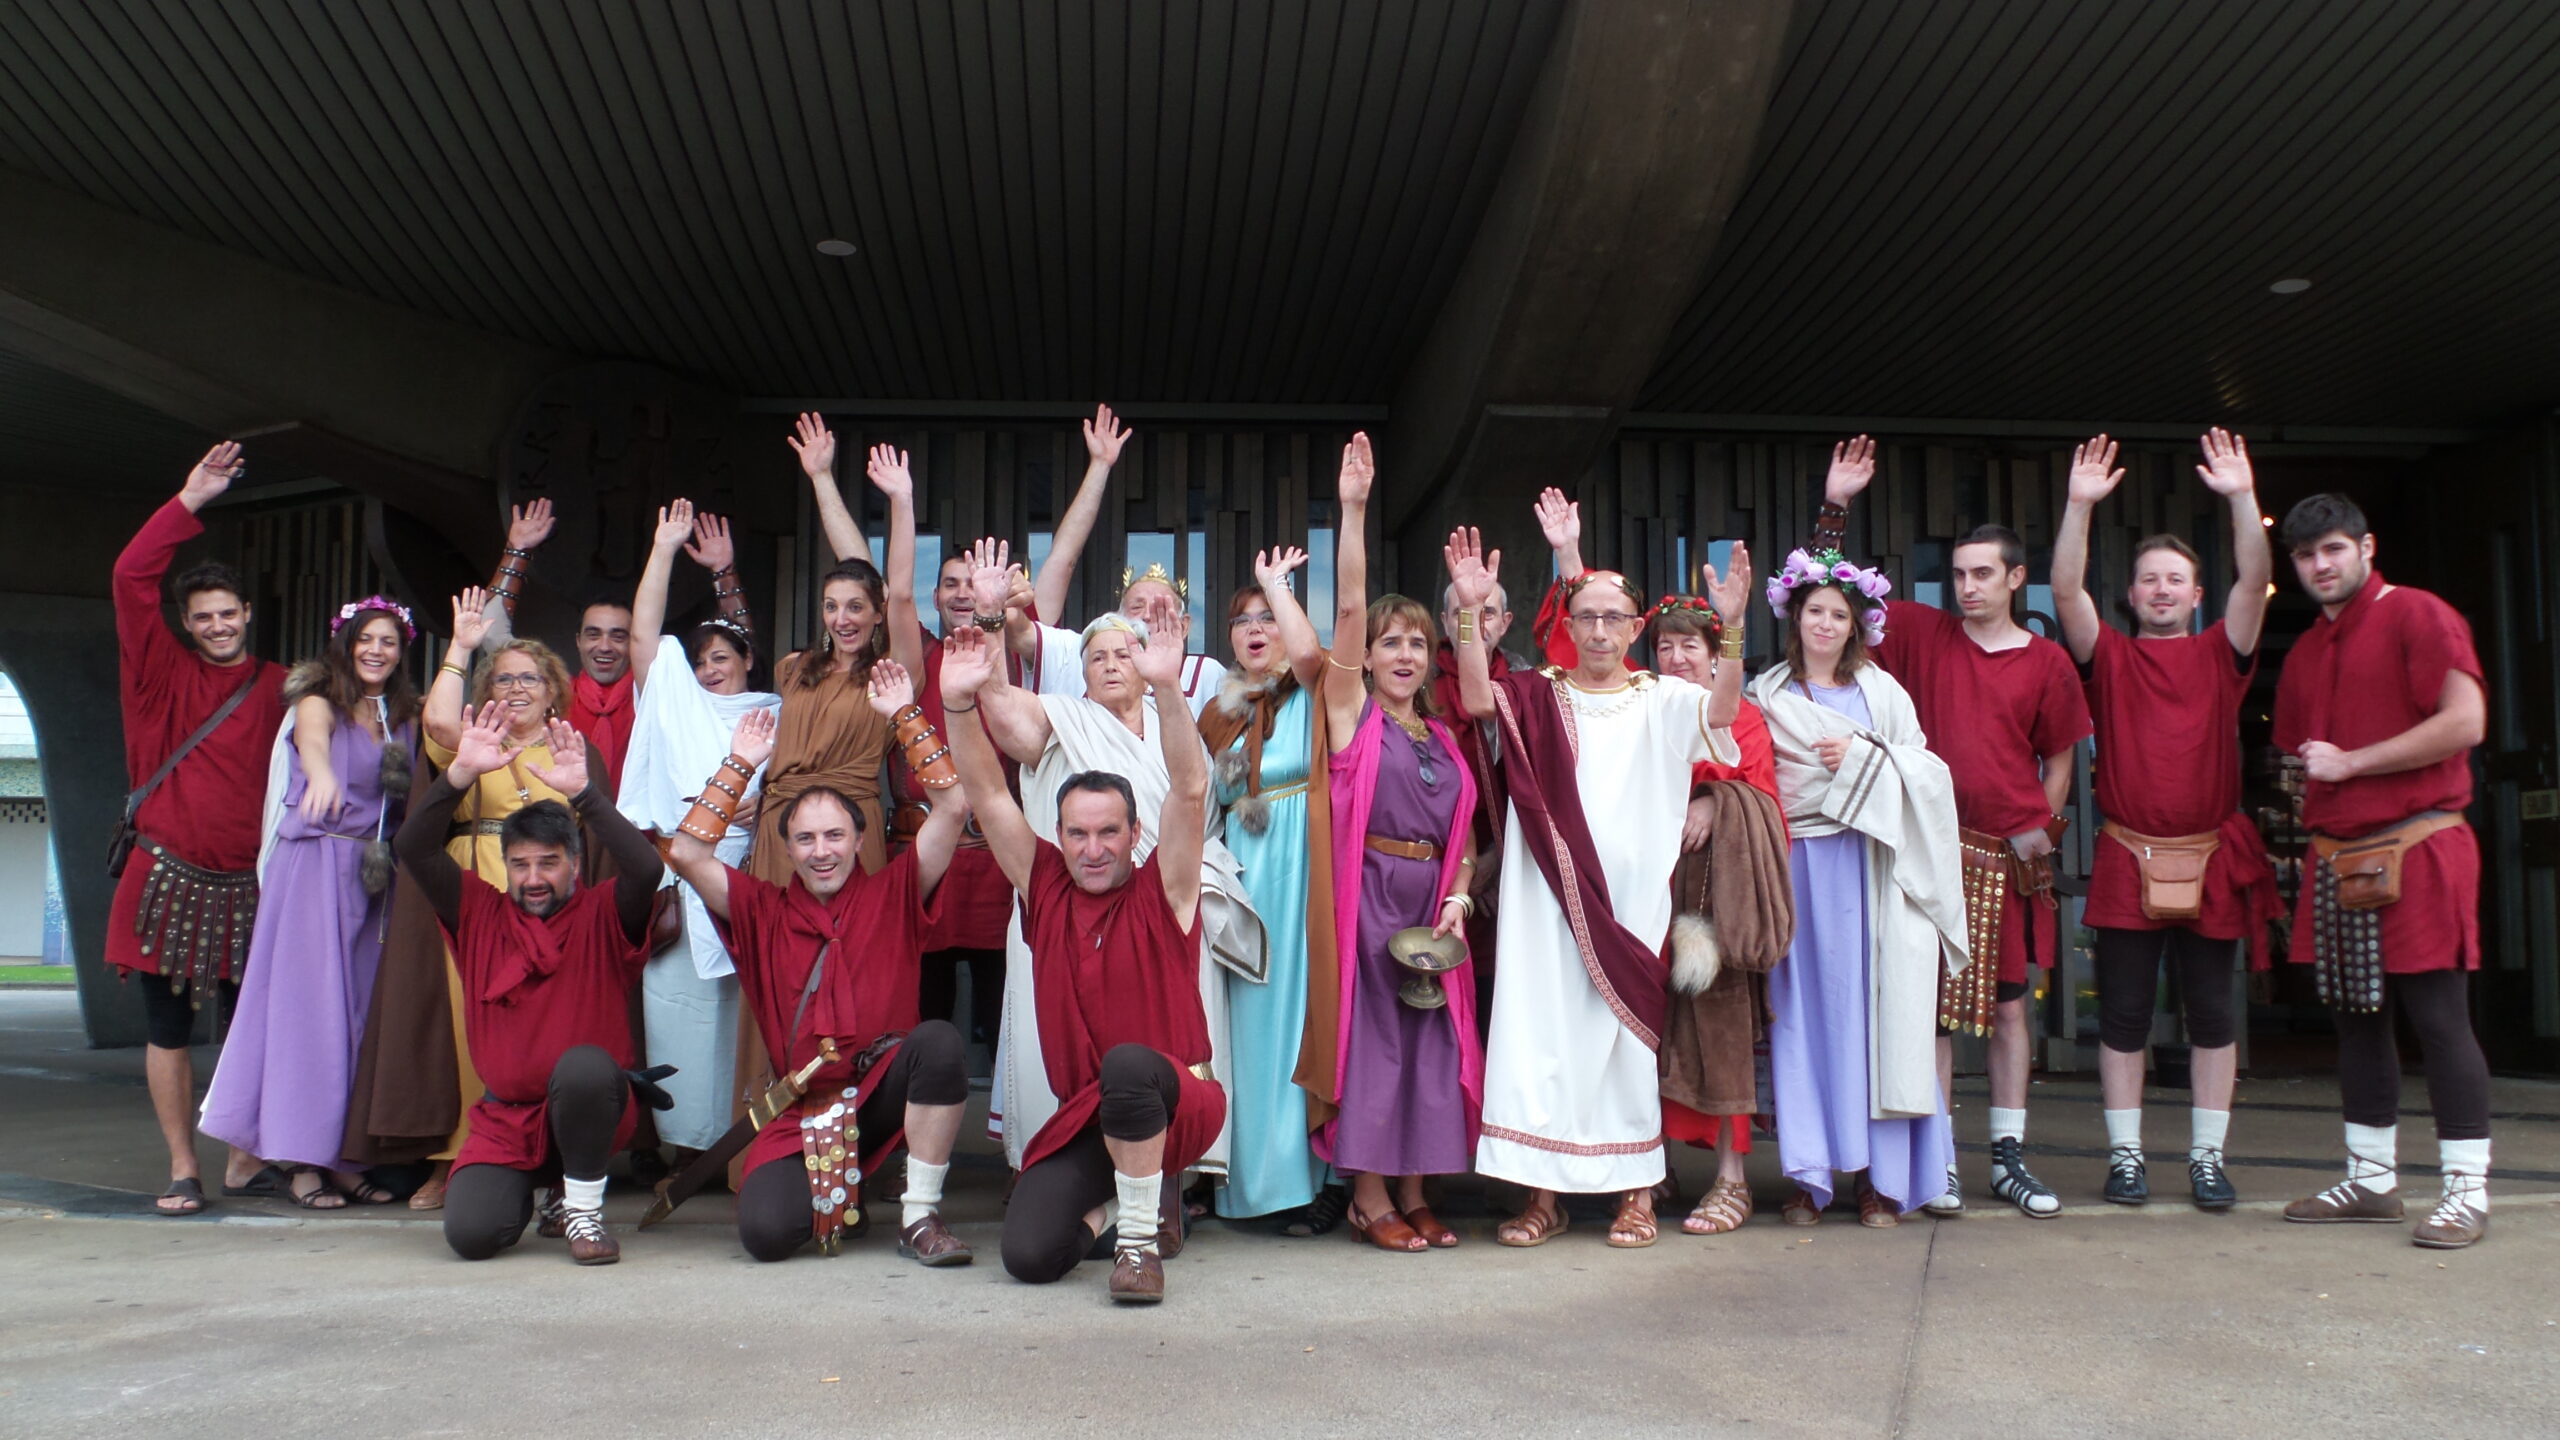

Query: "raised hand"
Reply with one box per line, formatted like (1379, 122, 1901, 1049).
(519, 717, 591, 799)
(652, 498, 697, 553)
(1337, 432, 1375, 508)
(1084, 403, 1131, 465)
(868, 658, 917, 718)
(788, 412, 838, 482)
(683, 511, 736, 573)
(866, 442, 915, 502)
(450, 586, 495, 652)
(506, 497, 556, 552)
(178, 442, 246, 512)
(968, 536, 1013, 617)
(1824, 434, 1877, 505)
(1443, 527, 1502, 612)
(729, 707, 779, 771)
(939, 625, 997, 700)
(2068, 435, 2125, 507)
(1004, 566, 1035, 615)
(1252, 546, 1310, 590)
(1132, 597, 1186, 691)
(447, 702, 515, 786)
(1702, 541, 1755, 626)
(1533, 487, 1581, 553)
(2196, 427, 2254, 496)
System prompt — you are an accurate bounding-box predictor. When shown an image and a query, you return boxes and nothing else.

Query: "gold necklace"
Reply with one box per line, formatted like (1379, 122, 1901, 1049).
(1385, 707, 1429, 744)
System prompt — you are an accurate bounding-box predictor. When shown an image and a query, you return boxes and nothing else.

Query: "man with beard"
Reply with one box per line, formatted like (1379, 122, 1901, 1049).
(110, 442, 289, 1214)
(394, 707, 664, 1264)
(2271, 493, 2493, 1249)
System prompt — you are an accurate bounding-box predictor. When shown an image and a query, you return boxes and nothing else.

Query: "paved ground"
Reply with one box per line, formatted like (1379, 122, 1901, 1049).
(5, 989, 2557, 1437)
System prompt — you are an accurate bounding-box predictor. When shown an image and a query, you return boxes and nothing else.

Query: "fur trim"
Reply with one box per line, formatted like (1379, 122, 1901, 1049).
(377, 740, 412, 799)
(1213, 748, 1251, 793)
(1212, 668, 1283, 720)
(1228, 792, 1271, 836)
(282, 658, 334, 706)
(1669, 913, 1722, 995)
(360, 839, 396, 896)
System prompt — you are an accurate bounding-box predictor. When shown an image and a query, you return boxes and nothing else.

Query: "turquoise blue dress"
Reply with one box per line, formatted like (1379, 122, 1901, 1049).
(1215, 685, 1327, 1218)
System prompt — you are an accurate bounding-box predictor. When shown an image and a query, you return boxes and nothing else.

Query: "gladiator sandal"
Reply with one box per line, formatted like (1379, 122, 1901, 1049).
(2282, 1149, 2404, 1225)
(2104, 1146, 2149, 1206)
(1855, 1179, 1901, 1229)
(1606, 1189, 1660, 1249)
(2411, 1172, 2488, 1250)
(1919, 1164, 1964, 1216)
(562, 1207, 620, 1266)
(2188, 1149, 2238, 1211)
(1682, 1177, 1754, 1236)
(1988, 1137, 2061, 1218)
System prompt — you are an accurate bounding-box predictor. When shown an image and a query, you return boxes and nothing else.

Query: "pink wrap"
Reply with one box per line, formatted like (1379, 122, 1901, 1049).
(1319, 702, 1483, 1158)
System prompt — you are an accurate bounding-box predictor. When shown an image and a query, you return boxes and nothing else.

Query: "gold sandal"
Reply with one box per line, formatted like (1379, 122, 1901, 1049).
(1683, 1177, 1754, 1235)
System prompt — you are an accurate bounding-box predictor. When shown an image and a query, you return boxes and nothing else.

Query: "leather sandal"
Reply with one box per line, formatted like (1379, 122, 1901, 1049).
(1781, 1189, 1823, 1226)
(1683, 1177, 1753, 1235)
(1401, 1204, 1460, 1248)
(1495, 1201, 1569, 1248)
(1856, 1180, 1900, 1228)
(1606, 1190, 1659, 1249)
(1349, 1202, 1428, 1253)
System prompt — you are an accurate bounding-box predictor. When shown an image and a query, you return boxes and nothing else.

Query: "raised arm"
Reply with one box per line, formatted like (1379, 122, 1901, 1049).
(1324, 435, 1376, 738)
(1812, 434, 1876, 550)
(487, 498, 555, 622)
(424, 587, 495, 753)
(1535, 487, 1586, 583)
(1701, 543, 1755, 730)
(119, 444, 244, 662)
(939, 627, 1038, 892)
(869, 658, 963, 900)
(1252, 546, 1324, 691)
(1034, 404, 1131, 625)
(395, 701, 515, 928)
(665, 708, 777, 922)
(790, 413, 872, 563)
(2197, 428, 2272, 656)
(868, 444, 927, 680)
(2052, 434, 2122, 665)
(682, 510, 755, 645)
(521, 718, 662, 942)
(1133, 597, 1208, 931)
(628, 500, 696, 695)
(1444, 528, 1503, 719)
(291, 694, 346, 824)
(968, 540, 1053, 762)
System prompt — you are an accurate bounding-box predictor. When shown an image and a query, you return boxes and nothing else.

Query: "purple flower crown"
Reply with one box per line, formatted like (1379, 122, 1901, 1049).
(1764, 548, 1890, 646)
(331, 594, 417, 641)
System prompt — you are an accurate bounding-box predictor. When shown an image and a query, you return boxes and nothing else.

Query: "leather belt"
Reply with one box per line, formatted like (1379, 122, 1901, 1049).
(1365, 834, 1440, 862)
(448, 819, 506, 838)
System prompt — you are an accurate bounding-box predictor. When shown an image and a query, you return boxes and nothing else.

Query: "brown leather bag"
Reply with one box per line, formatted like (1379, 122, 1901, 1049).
(2103, 822, 2221, 922)
(2310, 812, 2465, 911)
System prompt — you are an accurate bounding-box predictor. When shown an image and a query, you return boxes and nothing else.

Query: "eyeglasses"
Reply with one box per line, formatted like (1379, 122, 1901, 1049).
(1229, 611, 1278, 629)
(490, 673, 546, 691)
(1567, 612, 1640, 632)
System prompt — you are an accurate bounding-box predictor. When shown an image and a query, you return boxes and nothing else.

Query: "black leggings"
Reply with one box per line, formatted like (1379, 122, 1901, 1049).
(2336, 970, 2491, 1141)
(736, 1020, 969, 1263)
(1001, 1044, 1183, 1284)
(2094, 926, 2240, 1052)
(919, 946, 1005, 1047)
(140, 976, 238, 1049)
(443, 1045, 627, 1260)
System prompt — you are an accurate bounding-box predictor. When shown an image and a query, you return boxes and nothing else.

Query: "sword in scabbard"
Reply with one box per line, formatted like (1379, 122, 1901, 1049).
(640, 1036, 841, 1229)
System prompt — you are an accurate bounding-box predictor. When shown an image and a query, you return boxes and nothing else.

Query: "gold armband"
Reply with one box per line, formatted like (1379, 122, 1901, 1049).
(892, 704, 959, 790)
(1456, 610, 1477, 645)
(1719, 626, 1747, 658)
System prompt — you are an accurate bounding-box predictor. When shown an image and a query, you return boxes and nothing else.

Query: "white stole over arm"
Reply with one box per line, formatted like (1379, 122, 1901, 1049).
(619, 635, 782, 979)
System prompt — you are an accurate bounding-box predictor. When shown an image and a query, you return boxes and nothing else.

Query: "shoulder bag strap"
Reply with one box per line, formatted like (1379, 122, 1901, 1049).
(127, 668, 262, 820)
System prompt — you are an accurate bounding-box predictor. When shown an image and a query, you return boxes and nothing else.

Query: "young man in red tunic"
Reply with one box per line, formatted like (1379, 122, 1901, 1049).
(662, 667, 976, 1267)
(2053, 430, 2281, 1210)
(2270, 493, 2493, 1249)
(110, 442, 291, 1214)
(394, 708, 663, 1265)
(941, 618, 1225, 1305)
(1817, 438, 2092, 1217)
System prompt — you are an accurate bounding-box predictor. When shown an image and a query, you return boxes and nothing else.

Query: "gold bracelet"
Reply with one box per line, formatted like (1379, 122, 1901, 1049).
(1326, 653, 1361, 671)
(1719, 633, 1747, 658)
(1456, 613, 1477, 645)
(437, 662, 466, 681)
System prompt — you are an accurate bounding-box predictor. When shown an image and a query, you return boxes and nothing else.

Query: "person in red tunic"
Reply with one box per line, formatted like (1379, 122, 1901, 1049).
(662, 669, 976, 1267)
(110, 442, 291, 1215)
(2054, 429, 2281, 1211)
(941, 618, 1225, 1305)
(1816, 437, 2092, 1217)
(393, 708, 663, 1265)
(2269, 493, 2493, 1249)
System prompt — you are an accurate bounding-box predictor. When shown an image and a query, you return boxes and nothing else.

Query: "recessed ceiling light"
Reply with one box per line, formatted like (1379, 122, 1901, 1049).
(815, 238, 858, 257)
(2268, 277, 2312, 295)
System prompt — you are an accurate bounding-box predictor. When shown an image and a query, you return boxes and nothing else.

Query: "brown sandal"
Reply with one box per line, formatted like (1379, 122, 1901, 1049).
(1495, 1200, 1569, 1248)
(1683, 1177, 1754, 1235)
(1401, 1204, 1460, 1248)
(1781, 1189, 1823, 1226)
(1607, 1189, 1659, 1249)
(1856, 1180, 1901, 1229)
(1349, 1203, 1428, 1253)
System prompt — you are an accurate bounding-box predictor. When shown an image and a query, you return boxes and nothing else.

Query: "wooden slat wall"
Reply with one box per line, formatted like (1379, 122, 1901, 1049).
(199, 497, 395, 667)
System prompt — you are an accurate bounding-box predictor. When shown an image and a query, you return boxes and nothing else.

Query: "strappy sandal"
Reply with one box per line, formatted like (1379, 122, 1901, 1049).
(1606, 1190, 1659, 1249)
(1781, 1189, 1823, 1226)
(1348, 1202, 1427, 1253)
(1683, 1177, 1754, 1235)
(408, 1163, 449, 1212)
(155, 1177, 208, 1215)
(286, 1167, 347, 1210)
(1495, 1200, 1569, 1248)
(1401, 1204, 1460, 1248)
(222, 1164, 286, 1197)
(339, 1177, 399, 1206)
(1856, 1180, 1900, 1229)
(1282, 1183, 1350, 1238)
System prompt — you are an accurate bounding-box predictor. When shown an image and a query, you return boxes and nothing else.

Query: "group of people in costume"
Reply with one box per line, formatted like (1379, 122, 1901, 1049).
(112, 407, 2497, 1306)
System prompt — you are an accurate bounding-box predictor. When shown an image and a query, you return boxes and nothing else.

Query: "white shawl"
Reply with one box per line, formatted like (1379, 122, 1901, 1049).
(1751, 664, 1970, 1120)
(618, 635, 782, 979)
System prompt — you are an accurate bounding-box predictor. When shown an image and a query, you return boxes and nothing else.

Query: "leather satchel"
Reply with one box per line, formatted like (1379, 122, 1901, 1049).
(2310, 812, 2465, 911)
(2103, 822, 2221, 922)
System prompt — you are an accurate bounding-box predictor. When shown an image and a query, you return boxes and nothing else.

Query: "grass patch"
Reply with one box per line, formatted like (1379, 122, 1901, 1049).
(0, 964, 75, 986)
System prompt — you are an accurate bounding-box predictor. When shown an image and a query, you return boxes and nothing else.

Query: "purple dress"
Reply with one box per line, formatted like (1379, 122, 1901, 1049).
(1765, 680, 1954, 1211)
(1334, 709, 1472, 1176)
(201, 710, 411, 1169)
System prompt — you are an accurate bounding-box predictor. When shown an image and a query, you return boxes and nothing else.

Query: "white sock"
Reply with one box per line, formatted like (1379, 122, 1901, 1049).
(561, 1175, 606, 1213)
(2345, 1122, 2397, 1194)
(901, 1158, 949, 1231)
(2102, 1108, 2143, 1154)
(2190, 1108, 2230, 1160)
(1113, 1171, 1162, 1253)
(2439, 1138, 2492, 1213)
(1989, 1107, 2028, 1148)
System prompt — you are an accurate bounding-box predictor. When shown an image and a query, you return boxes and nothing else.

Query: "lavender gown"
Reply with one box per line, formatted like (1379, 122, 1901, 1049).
(1334, 710, 1471, 1176)
(1765, 680, 1954, 1211)
(201, 712, 410, 1169)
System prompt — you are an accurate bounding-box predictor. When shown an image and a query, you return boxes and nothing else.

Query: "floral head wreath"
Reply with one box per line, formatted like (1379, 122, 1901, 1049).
(1765, 548, 1890, 647)
(1120, 562, 1189, 602)
(331, 594, 417, 641)
(1643, 593, 1725, 646)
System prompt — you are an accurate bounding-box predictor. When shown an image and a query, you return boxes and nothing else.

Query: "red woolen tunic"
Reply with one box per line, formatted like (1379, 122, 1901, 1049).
(2272, 577, 2484, 973)
(2081, 623, 2281, 966)
(1018, 844, 1226, 1172)
(568, 673, 634, 793)
(108, 498, 288, 979)
(447, 876, 647, 1170)
(1870, 600, 2092, 985)
(711, 852, 940, 1175)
